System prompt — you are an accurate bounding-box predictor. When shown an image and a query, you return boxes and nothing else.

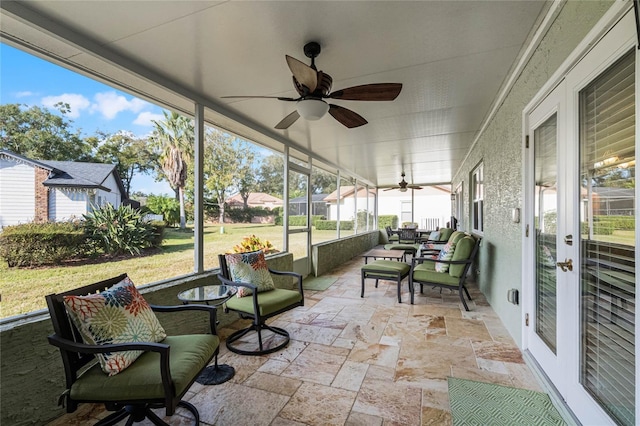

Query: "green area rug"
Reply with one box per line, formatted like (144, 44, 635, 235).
(448, 378, 566, 426)
(302, 276, 337, 291)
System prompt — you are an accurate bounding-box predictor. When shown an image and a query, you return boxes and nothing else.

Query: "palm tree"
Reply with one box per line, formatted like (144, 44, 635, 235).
(150, 111, 193, 230)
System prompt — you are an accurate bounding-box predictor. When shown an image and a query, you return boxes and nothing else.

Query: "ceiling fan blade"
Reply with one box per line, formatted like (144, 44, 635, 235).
(286, 55, 317, 93)
(221, 95, 298, 101)
(408, 186, 423, 190)
(383, 187, 400, 191)
(328, 83, 403, 101)
(328, 104, 367, 128)
(275, 110, 300, 129)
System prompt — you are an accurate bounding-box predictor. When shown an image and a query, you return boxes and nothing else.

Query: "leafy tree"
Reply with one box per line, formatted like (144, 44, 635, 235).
(0, 103, 96, 161)
(203, 128, 240, 223)
(94, 131, 157, 196)
(234, 142, 257, 209)
(256, 154, 285, 196)
(311, 168, 337, 194)
(150, 111, 194, 230)
(145, 195, 180, 227)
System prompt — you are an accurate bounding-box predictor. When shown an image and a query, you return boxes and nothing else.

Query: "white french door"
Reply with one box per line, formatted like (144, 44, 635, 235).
(525, 8, 637, 426)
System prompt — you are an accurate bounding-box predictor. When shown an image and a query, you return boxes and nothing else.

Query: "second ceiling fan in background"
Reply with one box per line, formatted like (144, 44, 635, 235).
(223, 42, 402, 129)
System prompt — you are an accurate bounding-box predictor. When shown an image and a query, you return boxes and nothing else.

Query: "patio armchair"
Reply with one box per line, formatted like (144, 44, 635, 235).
(218, 251, 304, 356)
(384, 228, 420, 261)
(420, 227, 455, 247)
(410, 235, 481, 310)
(45, 273, 220, 426)
(385, 226, 399, 242)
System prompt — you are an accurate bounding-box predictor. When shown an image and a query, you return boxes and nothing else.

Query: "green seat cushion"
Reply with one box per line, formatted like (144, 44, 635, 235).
(71, 334, 219, 402)
(438, 228, 454, 241)
(384, 243, 420, 252)
(450, 236, 476, 278)
(450, 231, 465, 244)
(412, 266, 459, 287)
(225, 288, 302, 317)
(362, 259, 411, 276)
(389, 234, 400, 241)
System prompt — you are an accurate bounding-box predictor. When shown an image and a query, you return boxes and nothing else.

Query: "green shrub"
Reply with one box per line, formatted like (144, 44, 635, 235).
(149, 221, 166, 248)
(378, 215, 398, 229)
(315, 220, 354, 230)
(84, 204, 155, 256)
(146, 195, 180, 227)
(357, 210, 374, 229)
(0, 222, 87, 267)
(288, 215, 307, 226)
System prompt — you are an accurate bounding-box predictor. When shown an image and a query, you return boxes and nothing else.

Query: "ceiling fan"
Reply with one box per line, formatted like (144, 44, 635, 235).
(384, 172, 423, 192)
(222, 42, 402, 129)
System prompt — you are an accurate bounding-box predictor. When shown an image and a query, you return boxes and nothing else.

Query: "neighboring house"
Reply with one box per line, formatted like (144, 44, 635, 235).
(378, 185, 452, 229)
(225, 192, 283, 210)
(0, 149, 127, 228)
(324, 186, 376, 221)
(324, 185, 452, 228)
(289, 193, 329, 217)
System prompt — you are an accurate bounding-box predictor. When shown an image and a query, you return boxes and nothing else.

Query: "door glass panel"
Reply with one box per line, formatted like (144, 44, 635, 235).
(534, 113, 558, 354)
(288, 169, 309, 260)
(579, 49, 635, 426)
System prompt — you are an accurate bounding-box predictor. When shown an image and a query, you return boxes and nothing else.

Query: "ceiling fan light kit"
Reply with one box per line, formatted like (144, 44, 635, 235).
(296, 98, 329, 120)
(222, 41, 402, 129)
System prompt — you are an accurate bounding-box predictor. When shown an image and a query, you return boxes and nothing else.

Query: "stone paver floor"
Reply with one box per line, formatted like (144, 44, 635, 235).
(49, 257, 541, 426)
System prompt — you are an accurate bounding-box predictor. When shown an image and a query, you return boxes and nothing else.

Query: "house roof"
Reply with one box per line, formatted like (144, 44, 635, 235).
(0, 149, 127, 197)
(323, 186, 376, 202)
(226, 192, 283, 206)
(290, 194, 329, 204)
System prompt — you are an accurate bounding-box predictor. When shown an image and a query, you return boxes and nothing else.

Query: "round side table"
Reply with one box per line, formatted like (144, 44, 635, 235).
(178, 285, 237, 385)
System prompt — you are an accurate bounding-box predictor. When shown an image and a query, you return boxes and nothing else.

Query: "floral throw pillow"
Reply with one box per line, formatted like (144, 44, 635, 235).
(435, 241, 457, 273)
(63, 276, 166, 376)
(225, 250, 275, 297)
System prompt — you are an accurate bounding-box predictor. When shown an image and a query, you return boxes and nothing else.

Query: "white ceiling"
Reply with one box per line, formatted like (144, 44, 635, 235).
(0, 1, 548, 188)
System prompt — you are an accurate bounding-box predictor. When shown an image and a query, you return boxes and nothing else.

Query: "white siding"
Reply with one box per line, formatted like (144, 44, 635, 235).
(0, 158, 35, 227)
(96, 173, 122, 207)
(49, 189, 89, 221)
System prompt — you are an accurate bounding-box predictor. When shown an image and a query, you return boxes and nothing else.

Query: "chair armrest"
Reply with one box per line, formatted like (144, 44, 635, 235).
(217, 274, 258, 291)
(48, 334, 173, 395)
(150, 304, 220, 335)
(269, 269, 304, 296)
(412, 257, 471, 267)
(47, 334, 169, 355)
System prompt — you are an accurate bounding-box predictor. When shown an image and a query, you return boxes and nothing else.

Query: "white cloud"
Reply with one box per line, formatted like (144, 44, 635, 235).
(91, 91, 149, 119)
(16, 91, 35, 98)
(133, 111, 163, 127)
(41, 93, 91, 118)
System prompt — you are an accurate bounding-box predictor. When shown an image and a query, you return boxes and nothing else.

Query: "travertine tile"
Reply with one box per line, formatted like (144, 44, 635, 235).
(280, 382, 357, 425)
(444, 317, 492, 340)
(472, 339, 525, 364)
(345, 411, 384, 426)
(243, 371, 302, 396)
(281, 343, 348, 385)
(421, 406, 453, 426)
(331, 360, 369, 391)
(187, 382, 289, 426)
(505, 361, 543, 391)
(450, 365, 514, 386)
(353, 378, 422, 424)
(340, 320, 385, 343)
(347, 340, 400, 368)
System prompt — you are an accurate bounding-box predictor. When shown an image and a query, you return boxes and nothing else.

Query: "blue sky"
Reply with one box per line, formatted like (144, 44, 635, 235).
(1, 43, 173, 195)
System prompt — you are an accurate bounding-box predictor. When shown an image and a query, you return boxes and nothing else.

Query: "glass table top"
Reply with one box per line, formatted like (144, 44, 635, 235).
(177, 285, 237, 304)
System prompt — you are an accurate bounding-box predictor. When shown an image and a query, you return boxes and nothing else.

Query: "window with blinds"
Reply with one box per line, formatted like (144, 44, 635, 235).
(579, 49, 635, 426)
(534, 113, 558, 354)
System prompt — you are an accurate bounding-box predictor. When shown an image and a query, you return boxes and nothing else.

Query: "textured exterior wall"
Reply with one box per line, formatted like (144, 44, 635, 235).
(311, 230, 380, 276)
(451, 0, 613, 344)
(0, 253, 293, 426)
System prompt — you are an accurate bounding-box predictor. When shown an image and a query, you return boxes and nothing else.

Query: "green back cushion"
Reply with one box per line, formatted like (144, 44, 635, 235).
(449, 236, 476, 278)
(438, 228, 454, 241)
(63, 276, 167, 376)
(450, 231, 465, 244)
(225, 250, 275, 297)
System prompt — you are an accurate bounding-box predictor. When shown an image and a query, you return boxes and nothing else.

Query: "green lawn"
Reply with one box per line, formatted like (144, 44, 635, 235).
(0, 223, 343, 319)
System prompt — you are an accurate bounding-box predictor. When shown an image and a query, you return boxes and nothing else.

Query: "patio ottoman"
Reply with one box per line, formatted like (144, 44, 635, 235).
(383, 243, 420, 261)
(361, 259, 411, 303)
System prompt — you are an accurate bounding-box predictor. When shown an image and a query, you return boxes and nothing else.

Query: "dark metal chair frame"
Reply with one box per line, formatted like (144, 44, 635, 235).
(46, 273, 219, 426)
(409, 237, 481, 310)
(217, 254, 304, 356)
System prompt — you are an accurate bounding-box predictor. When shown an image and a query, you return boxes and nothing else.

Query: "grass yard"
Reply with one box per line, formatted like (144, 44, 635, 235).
(0, 223, 343, 319)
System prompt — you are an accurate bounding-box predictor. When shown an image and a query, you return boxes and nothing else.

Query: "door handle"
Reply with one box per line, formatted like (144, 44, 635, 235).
(556, 258, 573, 272)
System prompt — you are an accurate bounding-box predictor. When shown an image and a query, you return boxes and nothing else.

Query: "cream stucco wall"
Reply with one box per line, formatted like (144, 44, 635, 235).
(451, 0, 614, 345)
